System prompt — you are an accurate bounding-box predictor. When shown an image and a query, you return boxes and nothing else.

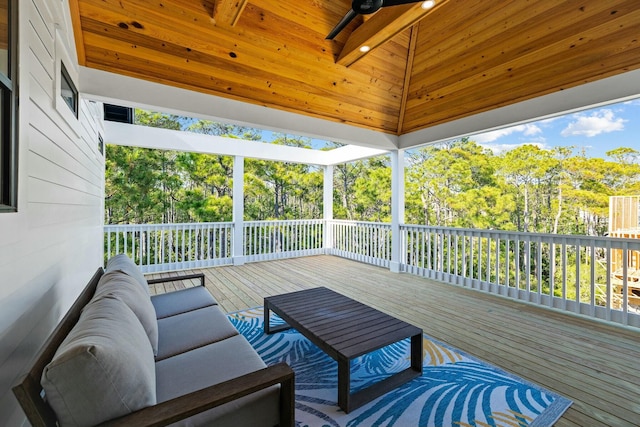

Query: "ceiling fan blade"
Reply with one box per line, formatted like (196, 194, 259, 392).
(382, 0, 424, 6)
(326, 9, 358, 40)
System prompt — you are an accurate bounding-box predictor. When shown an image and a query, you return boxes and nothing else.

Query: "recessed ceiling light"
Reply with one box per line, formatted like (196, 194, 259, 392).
(359, 45, 371, 53)
(421, 1, 435, 9)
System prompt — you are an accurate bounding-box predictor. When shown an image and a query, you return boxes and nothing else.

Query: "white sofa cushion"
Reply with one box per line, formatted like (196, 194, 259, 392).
(95, 270, 159, 355)
(105, 253, 149, 294)
(41, 296, 156, 427)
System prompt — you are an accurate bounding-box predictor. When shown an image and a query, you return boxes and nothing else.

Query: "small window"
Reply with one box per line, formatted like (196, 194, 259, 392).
(104, 104, 134, 124)
(0, 0, 18, 212)
(54, 29, 81, 137)
(60, 62, 78, 118)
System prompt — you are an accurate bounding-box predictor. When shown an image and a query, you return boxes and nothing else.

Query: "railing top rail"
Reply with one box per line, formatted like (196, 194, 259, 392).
(243, 219, 323, 225)
(328, 219, 392, 227)
(400, 223, 640, 246)
(104, 220, 640, 248)
(104, 222, 234, 230)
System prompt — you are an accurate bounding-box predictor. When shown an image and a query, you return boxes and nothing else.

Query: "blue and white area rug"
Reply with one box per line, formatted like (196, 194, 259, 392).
(228, 308, 572, 427)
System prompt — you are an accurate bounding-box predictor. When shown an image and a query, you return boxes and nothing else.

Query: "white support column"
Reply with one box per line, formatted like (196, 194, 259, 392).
(232, 156, 246, 265)
(323, 165, 334, 254)
(390, 150, 405, 273)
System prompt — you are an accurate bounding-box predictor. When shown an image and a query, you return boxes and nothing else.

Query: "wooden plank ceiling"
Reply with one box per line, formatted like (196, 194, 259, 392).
(70, 0, 640, 136)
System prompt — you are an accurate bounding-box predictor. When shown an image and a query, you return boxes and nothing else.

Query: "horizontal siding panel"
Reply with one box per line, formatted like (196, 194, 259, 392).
(28, 0, 54, 44)
(27, 21, 54, 82)
(27, 151, 102, 197)
(28, 48, 53, 97)
(28, 128, 102, 189)
(26, 202, 101, 229)
(29, 122, 102, 187)
(79, 102, 100, 147)
(28, 96, 103, 180)
(27, 0, 54, 72)
(27, 176, 101, 205)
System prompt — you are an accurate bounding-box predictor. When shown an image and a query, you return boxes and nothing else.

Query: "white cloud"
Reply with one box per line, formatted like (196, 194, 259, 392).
(473, 123, 542, 143)
(560, 109, 626, 137)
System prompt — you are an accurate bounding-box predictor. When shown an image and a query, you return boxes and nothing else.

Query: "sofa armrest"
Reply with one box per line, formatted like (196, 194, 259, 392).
(98, 362, 295, 427)
(147, 272, 205, 287)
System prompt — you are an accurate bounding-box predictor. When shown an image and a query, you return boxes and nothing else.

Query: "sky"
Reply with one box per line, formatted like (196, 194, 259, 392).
(259, 97, 640, 159)
(471, 97, 640, 159)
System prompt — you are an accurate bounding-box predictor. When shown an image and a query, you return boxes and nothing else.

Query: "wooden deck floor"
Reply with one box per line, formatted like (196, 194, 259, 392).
(147, 255, 640, 427)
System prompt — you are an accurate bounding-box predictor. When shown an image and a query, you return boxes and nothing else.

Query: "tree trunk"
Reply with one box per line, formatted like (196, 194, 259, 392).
(523, 186, 530, 233)
(553, 186, 562, 234)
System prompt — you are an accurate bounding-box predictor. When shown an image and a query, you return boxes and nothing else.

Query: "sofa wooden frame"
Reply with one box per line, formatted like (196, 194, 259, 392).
(13, 268, 295, 427)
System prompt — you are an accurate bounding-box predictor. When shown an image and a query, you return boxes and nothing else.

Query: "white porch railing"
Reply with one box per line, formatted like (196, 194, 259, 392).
(104, 220, 640, 328)
(401, 225, 640, 328)
(243, 220, 324, 262)
(327, 220, 392, 267)
(104, 222, 233, 273)
(104, 220, 325, 272)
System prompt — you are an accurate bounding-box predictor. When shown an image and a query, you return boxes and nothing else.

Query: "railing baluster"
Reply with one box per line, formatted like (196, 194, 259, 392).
(495, 235, 500, 292)
(622, 243, 629, 325)
(107, 229, 112, 261)
(561, 239, 567, 310)
(146, 226, 151, 267)
(605, 241, 612, 320)
(548, 241, 554, 303)
(477, 235, 482, 283)
(505, 238, 510, 291)
(590, 240, 596, 317)
(576, 241, 581, 313)
(514, 236, 520, 292)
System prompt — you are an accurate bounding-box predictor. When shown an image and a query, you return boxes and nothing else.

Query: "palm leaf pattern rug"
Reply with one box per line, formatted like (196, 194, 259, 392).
(228, 308, 571, 427)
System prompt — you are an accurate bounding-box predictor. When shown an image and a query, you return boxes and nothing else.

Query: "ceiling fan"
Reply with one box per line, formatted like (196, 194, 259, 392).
(326, 0, 432, 40)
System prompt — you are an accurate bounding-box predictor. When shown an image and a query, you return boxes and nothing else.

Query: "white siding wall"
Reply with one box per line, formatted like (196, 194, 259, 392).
(0, 1, 104, 425)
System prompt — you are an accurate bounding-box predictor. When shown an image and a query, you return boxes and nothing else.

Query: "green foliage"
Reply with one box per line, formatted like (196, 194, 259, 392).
(106, 111, 640, 237)
(106, 114, 324, 224)
(405, 139, 640, 235)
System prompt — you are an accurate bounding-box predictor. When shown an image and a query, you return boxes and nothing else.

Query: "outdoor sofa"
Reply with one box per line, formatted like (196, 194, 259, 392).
(13, 254, 294, 427)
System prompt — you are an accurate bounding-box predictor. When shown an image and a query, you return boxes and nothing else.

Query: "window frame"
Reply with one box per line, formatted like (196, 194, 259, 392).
(54, 28, 81, 137)
(60, 61, 78, 118)
(0, 0, 19, 212)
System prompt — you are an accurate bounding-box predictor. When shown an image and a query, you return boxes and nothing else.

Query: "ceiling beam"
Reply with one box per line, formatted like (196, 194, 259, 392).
(336, 1, 445, 67)
(104, 122, 390, 166)
(80, 67, 400, 150)
(397, 25, 419, 134)
(213, 0, 248, 27)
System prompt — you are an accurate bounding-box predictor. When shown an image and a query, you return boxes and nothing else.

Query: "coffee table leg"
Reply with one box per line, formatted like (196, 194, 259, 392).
(337, 355, 350, 412)
(411, 333, 423, 374)
(263, 299, 292, 334)
(264, 302, 272, 334)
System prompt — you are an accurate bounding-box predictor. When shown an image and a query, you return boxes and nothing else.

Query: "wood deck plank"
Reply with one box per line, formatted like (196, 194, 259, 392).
(147, 255, 640, 427)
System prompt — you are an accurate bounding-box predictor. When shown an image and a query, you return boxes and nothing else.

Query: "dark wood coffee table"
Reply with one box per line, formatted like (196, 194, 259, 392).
(264, 287, 423, 413)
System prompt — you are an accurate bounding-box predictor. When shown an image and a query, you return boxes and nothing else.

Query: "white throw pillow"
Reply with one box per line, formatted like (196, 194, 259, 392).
(41, 296, 156, 427)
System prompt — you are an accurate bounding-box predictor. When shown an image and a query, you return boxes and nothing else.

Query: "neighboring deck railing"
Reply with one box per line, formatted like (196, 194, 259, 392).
(105, 220, 640, 327)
